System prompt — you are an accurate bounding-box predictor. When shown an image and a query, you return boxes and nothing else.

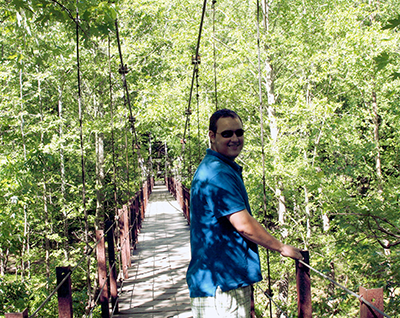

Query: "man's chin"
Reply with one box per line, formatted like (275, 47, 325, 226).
(226, 150, 241, 160)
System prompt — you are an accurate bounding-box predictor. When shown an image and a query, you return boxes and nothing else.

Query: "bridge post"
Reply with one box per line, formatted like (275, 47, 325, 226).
(5, 308, 28, 318)
(359, 286, 383, 318)
(132, 194, 141, 248)
(296, 251, 312, 318)
(56, 266, 73, 318)
(106, 220, 118, 314)
(183, 186, 190, 224)
(123, 205, 130, 269)
(96, 230, 110, 318)
(119, 206, 129, 279)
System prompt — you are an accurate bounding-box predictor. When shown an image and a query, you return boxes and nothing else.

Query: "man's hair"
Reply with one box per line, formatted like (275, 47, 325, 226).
(209, 109, 243, 133)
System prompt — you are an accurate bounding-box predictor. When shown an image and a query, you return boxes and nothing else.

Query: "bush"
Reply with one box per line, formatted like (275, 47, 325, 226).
(0, 277, 30, 315)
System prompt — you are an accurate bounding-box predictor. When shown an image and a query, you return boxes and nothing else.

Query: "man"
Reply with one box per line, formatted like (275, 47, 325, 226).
(186, 109, 303, 318)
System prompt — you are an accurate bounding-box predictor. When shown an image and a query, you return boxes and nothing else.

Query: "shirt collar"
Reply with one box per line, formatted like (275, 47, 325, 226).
(206, 148, 243, 174)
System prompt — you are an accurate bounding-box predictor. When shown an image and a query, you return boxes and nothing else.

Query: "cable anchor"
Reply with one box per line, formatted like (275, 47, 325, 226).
(191, 55, 201, 65)
(119, 64, 129, 74)
(264, 288, 273, 297)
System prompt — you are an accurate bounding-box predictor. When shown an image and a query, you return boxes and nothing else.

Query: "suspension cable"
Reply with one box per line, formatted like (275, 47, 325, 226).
(181, 0, 208, 179)
(182, 0, 208, 143)
(212, 0, 218, 111)
(256, 0, 271, 316)
(298, 260, 392, 318)
(256, 284, 289, 318)
(28, 199, 144, 318)
(114, 19, 143, 163)
(196, 69, 201, 165)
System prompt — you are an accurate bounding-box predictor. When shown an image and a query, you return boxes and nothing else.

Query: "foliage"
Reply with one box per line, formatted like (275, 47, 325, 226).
(0, 0, 400, 316)
(0, 277, 30, 314)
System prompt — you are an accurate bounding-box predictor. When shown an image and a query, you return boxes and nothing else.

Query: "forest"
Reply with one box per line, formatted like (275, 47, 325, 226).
(0, 0, 399, 317)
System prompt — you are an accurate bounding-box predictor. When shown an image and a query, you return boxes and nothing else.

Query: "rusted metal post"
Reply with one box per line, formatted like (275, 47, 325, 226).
(118, 207, 129, 279)
(96, 230, 110, 318)
(56, 266, 73, 318)
(296, 251, 312, 318)
(140, 187, 145, 220)
(5, 308, 28, 318)
(360, 286, 384, 318)
(123, 205, 130, 269)
(106, 221, 118, 314)
(131, 195, 140, 249)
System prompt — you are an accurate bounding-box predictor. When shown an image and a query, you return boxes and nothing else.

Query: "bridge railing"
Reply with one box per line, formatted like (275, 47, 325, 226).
(165, 176, 389, 318)
(166, 176, 190, 224)
(5, 177, 154, 318)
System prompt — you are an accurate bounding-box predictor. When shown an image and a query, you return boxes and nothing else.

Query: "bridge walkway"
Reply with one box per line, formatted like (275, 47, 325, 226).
(113, 182, 193, 318)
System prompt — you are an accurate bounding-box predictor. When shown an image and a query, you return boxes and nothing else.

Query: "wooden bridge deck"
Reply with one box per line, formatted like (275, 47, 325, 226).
(113, 182, 193, 318)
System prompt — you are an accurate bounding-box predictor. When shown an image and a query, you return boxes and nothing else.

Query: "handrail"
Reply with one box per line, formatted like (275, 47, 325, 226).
(6, 177, 154, 318)
(166, 175, 390, 318)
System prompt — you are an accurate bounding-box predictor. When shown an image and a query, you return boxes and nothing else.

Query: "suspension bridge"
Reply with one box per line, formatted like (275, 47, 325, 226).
(5, 177, 390, 318)
(2, 1, 395, 316)
(112, 181, 192, 318)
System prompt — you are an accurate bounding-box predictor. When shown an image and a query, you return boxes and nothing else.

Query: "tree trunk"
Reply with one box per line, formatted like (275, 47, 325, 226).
(95, 122, 105, 230)
(76, 6, 91, 307)
(43, 177, 51, 286)
(261, 2, 288, 227)
(372, 90, 383, 193)
(108, 37, 118, 215)
(19, 68, 30, 281)
(37, 76, 51, 286)
(0, 248, 9, 276)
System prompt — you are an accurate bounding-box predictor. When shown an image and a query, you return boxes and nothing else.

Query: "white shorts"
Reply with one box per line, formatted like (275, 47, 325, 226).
(190, 285, 252, 318)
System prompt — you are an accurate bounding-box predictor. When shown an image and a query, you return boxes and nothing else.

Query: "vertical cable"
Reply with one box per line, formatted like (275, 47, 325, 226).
(196, 69, 201, 165)
(76, 1, 91, 307)
(212, 0, 218, 111)
(256, 0, 272, 317)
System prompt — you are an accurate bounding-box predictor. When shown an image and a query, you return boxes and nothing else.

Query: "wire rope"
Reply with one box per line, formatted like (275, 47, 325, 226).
(212, 0, 218, 111)
(182, 0, 208, 143)
(196, 69, 201, 165)
(255, 0, 272, 317)
(181, 0, 207, 181)
(298, 260, 392, 318)
(255, 284, 289, 318)
(28, 199, 145, 318)
(75, 2, 92, 307)
(114, 18, 144, 188)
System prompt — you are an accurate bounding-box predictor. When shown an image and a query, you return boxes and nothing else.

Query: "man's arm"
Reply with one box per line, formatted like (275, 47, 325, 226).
(227, 209, 304, 260)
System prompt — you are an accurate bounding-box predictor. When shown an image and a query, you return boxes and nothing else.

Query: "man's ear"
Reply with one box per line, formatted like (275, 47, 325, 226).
(209, 130, 215, 143)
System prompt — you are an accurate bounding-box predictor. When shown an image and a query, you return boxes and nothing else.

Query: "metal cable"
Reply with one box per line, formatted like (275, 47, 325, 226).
(182, 0, 208, 142)
(298, 259, 392, 318)
(212, 0, 218, 110)
(255, 284, 289, 318)
(28, 198, 145, 318)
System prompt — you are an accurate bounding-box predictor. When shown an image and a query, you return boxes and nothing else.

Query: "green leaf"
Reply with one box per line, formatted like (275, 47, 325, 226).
(374, 52, 391, 71)
(382, 15, 400, 30)
(391, 72, 400, 80)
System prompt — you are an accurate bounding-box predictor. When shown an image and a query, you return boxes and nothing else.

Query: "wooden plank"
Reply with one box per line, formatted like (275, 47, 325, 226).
(113, 182, 192, 318)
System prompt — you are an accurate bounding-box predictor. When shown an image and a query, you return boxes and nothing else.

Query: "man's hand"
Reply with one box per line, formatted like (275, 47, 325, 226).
(280, 244, 304, 260)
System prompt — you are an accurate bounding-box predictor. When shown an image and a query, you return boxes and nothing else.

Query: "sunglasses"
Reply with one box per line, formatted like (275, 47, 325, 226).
(216, 129, 245, 138)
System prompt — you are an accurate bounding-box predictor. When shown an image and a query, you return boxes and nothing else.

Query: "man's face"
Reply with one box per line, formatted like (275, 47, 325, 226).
(209, 116, 244, 161)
